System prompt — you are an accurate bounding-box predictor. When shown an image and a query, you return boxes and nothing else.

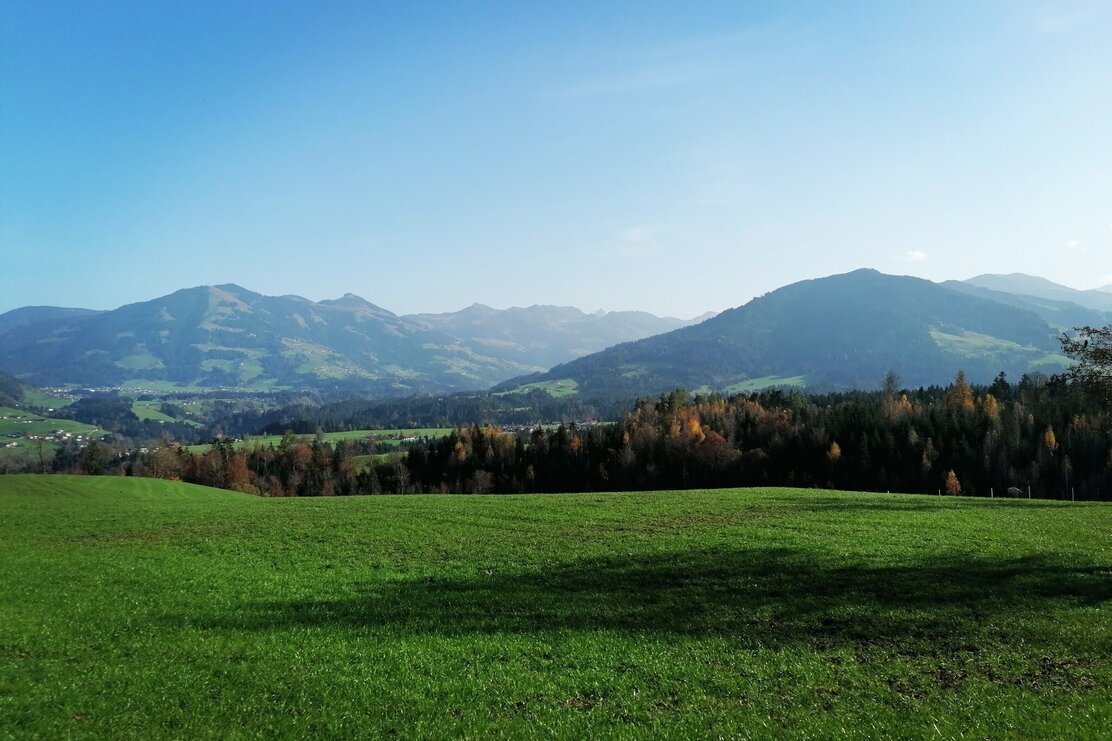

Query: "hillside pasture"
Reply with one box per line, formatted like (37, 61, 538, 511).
(0, 408, 101, 462)
(131, 400, 203, 427)
(183, 427, 454, 454)
(0, 476, 1108, 738)
(494, 379, 580, 398)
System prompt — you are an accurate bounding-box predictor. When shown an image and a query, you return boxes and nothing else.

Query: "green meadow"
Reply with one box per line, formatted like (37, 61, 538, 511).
(0, 408, 101, 461)
(0, 476, 1109, 738)
(183, 428, 453, 454)
(495, 379, 581, 398)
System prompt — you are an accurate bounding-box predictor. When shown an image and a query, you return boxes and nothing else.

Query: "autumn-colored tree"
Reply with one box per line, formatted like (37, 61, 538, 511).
(224, 452, 253, 493)
(148, 446, 184, 480)
(944, 469, 962, 495)
(946, 371, 975, 412)
(981, 394, 1001, 422)
(1044, 425, 1058, 453)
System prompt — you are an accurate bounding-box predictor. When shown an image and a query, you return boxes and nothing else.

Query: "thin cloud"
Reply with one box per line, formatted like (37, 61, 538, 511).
(548, 61, 718, 99)
(896, 250, 928, 263)
(543, 27, 768, 100)
(618, 225, 662, 257)
(1066, 239, 1087, 253)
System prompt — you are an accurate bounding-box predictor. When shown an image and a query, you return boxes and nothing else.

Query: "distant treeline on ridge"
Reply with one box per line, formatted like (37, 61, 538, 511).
(96, 371, 1111, 500)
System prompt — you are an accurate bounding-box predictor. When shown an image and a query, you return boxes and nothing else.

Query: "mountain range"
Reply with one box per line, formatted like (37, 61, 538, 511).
(964, 273, 1112, 314)
(0, 286, 699, 393)
(403, 304, 711, 372)
(496, 270, 1082, 397)
(0, 271, 1102, 397)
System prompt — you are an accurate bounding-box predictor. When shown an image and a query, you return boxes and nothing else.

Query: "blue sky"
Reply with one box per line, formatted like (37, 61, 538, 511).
(2, 1, 1110, 317)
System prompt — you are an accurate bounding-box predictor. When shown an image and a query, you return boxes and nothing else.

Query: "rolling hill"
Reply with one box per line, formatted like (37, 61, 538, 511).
(2, 476, 1108, 738)
(0, 306, 103, 338)
(498, 269, 1069, 397)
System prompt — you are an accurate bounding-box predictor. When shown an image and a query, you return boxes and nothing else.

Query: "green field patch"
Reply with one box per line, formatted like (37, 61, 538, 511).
(18, 388, 75, 409)
(117, 379, 201, 392)
(930, 329, 1044, 357)
(495, 379, 580, 398)
(722, 375, 807, 393)
(131, 401, 177, 423)
(184, 428, 454, 454)
(0, 408, 102, 461)
(351, 452, 404, 471)
(130, 401, 203, 427)
(281, 340, 370, 379)
(115, 352, 164, 371)
(0, 476, 1108, 738)
(200, 359, 237, 373)
(236, 359, 265, 382)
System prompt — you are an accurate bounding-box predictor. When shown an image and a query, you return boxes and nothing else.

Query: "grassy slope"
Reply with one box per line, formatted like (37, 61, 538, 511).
(494, 379, 581, 398)
(131, 401, 205, 428)
(0, 408, 101, 461)
(0, 476, 1109, 739)
(183, 428, 453, 453)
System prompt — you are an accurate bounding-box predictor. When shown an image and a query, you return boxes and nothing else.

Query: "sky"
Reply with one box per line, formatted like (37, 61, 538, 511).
(2, 1, 1111, 318)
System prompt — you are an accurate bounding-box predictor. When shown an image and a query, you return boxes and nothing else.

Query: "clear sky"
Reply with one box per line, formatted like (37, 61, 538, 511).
(2, 0, 1110, 318)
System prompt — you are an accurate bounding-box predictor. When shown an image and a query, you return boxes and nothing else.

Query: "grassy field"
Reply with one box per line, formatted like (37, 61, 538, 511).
(929, 330, 1070, 371)
(351, 452, 404, 471)
(0, 408, 101, 461)
(184, 428, 453, 454)
(723, 375, 808, 393)
(495, 379, 580, 398)
(18, 388, 74, 409)
(689, 376, 809, 396)
(0, 476, 1108, 738)
(131, 400, 204, 426)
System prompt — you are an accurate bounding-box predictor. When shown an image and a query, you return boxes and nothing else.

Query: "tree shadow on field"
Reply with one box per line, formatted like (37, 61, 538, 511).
(190, 547, 1112, 650)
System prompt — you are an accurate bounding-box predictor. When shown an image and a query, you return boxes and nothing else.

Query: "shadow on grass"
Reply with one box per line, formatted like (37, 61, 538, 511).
(189, 547, 1111, 649)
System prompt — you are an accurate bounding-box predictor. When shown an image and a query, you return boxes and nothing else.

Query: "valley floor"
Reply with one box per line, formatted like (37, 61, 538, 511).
(0, 476, 1109, 738)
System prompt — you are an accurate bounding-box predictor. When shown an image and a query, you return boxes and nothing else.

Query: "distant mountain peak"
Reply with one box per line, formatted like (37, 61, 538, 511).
(213, 282, 252, 294)
(324, 292, 374, 307)
(965, 273, 1112, 314)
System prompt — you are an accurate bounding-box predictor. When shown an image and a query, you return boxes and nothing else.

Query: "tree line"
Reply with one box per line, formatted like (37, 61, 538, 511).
(55, 370, 1104, 500)
(388, 372, 1109, 499)
(38, 327, 1112, 500)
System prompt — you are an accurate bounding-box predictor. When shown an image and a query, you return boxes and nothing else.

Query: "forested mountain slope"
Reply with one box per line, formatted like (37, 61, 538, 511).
(501, 270, 1067, 397)
(0, 285, 528, 392)
(0, 306, 103, 337)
